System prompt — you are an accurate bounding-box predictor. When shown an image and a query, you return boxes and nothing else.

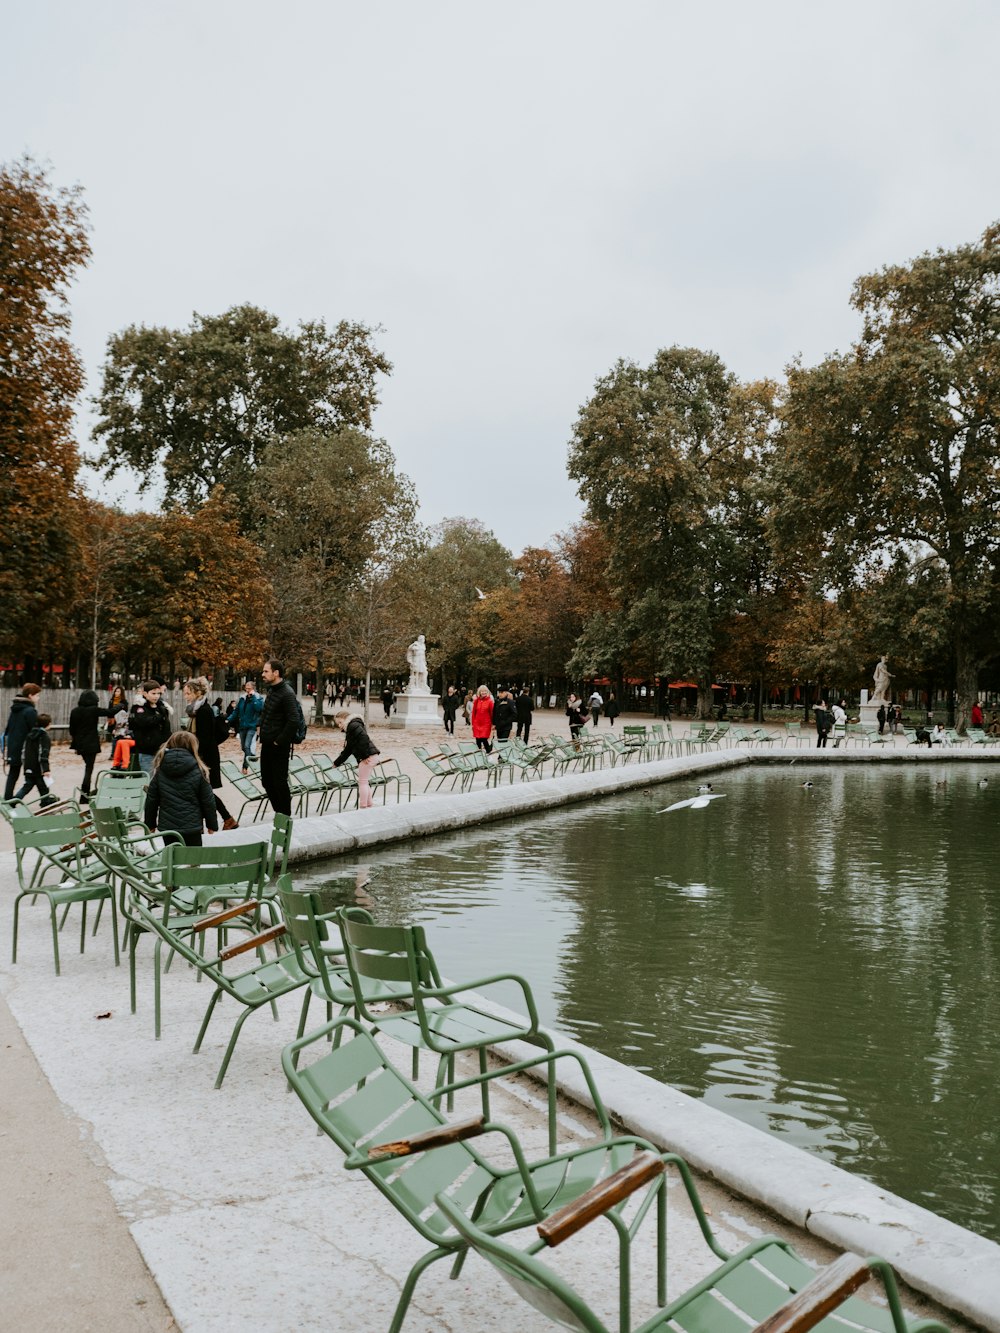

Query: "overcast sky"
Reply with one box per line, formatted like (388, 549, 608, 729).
(6, 1, 1000, 555)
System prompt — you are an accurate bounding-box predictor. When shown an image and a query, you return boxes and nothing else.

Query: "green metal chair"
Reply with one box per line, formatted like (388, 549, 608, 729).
(11, 809, 120, 975)
(274, 878, 411, 1051)
(282, 1016, 665, 1333)
(311, 753, 360, 810)
(92, 769, 150, 818)
(339, 911, 558, 1149)
(132, 894, 310, 1087)
(94, 838, 274, 1038)
(783, 721, 805, 747)
(436, 1168, 949, 1333)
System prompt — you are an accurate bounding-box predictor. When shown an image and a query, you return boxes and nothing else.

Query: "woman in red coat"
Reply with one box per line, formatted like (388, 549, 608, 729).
(471, 685, 495, 753)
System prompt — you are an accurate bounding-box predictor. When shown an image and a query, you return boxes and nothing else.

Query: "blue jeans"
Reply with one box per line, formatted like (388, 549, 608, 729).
(137, 752, 155, 774)
(239, 729, 257, 765)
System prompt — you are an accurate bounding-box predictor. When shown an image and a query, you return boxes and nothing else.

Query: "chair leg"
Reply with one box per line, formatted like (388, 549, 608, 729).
(193, 986, 226, 1054)
(49, 902, 62, 976)
(389, 1248, 453, 1333)
(213, 1003, 257, 1089)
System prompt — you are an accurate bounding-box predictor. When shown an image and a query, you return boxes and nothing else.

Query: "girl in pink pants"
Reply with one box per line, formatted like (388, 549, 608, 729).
(333, 710, 382, 809)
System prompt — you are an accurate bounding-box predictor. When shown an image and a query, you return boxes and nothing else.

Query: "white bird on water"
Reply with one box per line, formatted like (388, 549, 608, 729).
(658, 793, 727, 813)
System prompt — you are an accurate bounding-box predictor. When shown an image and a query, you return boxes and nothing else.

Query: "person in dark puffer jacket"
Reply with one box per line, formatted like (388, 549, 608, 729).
(333, 709, 381, 808)
(144, 731, 218, 847)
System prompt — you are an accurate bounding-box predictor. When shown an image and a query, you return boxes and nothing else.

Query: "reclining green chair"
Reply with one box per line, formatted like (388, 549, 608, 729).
(436, 1162, 950, 1333)
(339, 910, 558, 1150)
(283, 1016, 666, 1333)
(132, 893, 310, 1087)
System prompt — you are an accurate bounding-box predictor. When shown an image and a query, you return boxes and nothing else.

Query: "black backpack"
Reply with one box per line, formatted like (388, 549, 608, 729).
(293, 698, 307, 745)
(213, 709, 230, 745)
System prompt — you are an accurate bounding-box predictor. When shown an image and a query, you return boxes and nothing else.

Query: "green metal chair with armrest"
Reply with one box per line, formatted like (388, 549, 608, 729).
(282, 1016, 667, 1333)
(340, 910, 558, 1150)
(436, 1175, 949, 1333)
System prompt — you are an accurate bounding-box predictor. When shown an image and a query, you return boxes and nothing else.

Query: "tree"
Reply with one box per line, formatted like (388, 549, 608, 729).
(568, 347, 774, 717)
(92, 304, 392, 530)
(773, 224, 1000, 728)
(260, 429, 418, 724)
(0, 157, 90, 659)
(404, 518, 515, 690)
(89, 495, 272, 675)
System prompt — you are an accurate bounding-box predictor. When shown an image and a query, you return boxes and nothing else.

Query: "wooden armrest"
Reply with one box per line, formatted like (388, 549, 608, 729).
(367, 1114, 486, 1161)
(219, 923, 287, 960)
(190, 900, 260, 932)
(537, 1152, 664, 1248)
(750, 1252, 871, 1333)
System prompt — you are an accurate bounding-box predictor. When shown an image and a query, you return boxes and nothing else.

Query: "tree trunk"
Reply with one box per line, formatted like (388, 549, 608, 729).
(697, 679, 713, 720)
(363, 666, 372, 728)
(314, 652, 326, 727)
(954, 641, 979, 734)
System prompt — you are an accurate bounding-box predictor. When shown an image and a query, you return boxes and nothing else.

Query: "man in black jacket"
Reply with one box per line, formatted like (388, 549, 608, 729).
(493, 689, 517, 741)
(259, 659, 298, 816)
(129, 680, 172, 774)
(514, 687, 533, 743)
(3, 682, 42, 799)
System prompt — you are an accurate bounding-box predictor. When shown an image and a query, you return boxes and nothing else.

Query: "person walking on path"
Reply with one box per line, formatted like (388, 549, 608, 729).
(877, 703, 887, 735)
(144, 731, 218, 846)
(129, 681, 172, 775)
(381, 685, 394, 719)
(333, 709, 381, 809)
(68, 689, 116, 803)
(14, 713, 57, 806)
(493, 689, 517, 741)
(814, 700, 831, 748)
(471, 685, 494, 753)
(604, 692, 620, 727)
(587, 689, 604, 729)
(515, 687, 533, 743)
(971, 701, 984, 730)
(830, 699, 847, 747)
(258, 659, 298, 817)
(231, 680, 264, 773)
(441, 685, 460, 735)
(3, 682, 41, 800)
(183, 677, 238, 829)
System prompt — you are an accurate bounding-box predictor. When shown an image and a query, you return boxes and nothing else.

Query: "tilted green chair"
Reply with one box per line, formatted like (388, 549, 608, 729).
(282, 1017, 666, 1333)
(274, 878, 411, 1050)
(11, 809, 119, 975)
(340, 911, 558, 1150)
(436, 1167, 950, 1333)
(412, 746, 463, 793)
(310, 753, 360, 810)
(92, 838, 274, 1037)
(132, 894, 310, 1088)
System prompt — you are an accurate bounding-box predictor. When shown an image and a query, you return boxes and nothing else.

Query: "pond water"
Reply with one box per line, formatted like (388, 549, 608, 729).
(299, 762, 1000, 1242)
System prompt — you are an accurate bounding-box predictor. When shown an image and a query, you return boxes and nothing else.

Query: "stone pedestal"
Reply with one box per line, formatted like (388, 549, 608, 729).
(858, 701, 886, 729)
(389, 692, 440, 729)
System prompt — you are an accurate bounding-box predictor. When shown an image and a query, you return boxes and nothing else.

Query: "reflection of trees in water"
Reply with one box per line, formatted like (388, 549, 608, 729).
(550, 771, 1000, 1239)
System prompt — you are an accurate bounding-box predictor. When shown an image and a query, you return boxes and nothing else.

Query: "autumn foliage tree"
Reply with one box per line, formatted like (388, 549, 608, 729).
(0, 157, 90, 661)
(73, 494, 272, 678)
(773, 224, 1000, 727)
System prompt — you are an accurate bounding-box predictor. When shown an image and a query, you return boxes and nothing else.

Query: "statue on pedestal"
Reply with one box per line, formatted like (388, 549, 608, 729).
(405, 634, 430, 695)
(871, 655, 892, 703)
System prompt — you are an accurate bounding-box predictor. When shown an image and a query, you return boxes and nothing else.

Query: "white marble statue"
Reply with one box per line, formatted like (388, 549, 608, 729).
(871, 655, 892, 703)
(405, 633, 430, 694)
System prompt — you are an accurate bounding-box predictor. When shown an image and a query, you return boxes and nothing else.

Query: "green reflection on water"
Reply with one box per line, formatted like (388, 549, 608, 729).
(301, 762, 1000, 1241)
